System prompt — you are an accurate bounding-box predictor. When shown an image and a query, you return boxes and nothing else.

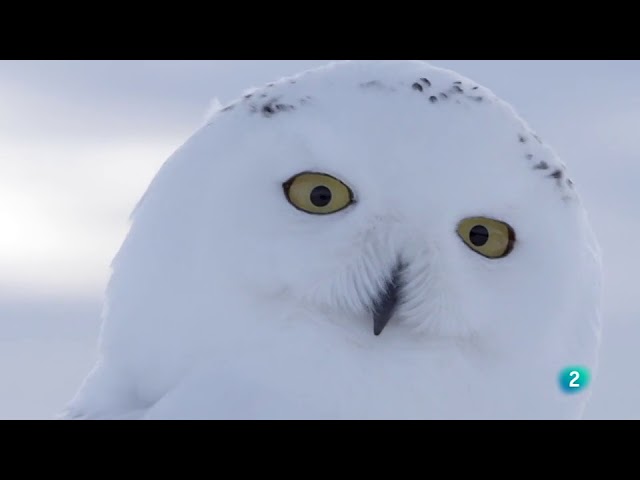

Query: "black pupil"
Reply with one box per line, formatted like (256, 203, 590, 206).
(469, 225, 489, 247)
(310, 185, 332, 207)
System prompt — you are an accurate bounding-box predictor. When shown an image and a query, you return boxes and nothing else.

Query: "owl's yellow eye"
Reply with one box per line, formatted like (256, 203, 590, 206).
(283, 172, 355, 215)
(457, 217, 516, 259)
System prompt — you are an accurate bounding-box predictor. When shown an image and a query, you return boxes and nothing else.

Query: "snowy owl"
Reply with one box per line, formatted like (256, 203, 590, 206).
(64, 60, 603, 420)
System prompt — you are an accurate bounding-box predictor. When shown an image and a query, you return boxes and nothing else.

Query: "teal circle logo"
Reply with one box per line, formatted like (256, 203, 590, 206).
(558, 366, 591, 394)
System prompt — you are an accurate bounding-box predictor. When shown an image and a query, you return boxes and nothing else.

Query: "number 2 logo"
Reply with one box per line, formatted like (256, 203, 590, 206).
(568, 371, 580, 388)
(559, 366, 590, 394)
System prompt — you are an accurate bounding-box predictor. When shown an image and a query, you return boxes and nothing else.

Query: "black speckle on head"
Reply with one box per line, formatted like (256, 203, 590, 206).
(260, 98, 296, 117)
(440, 93, 448, 100)
(412, 82, 424, 92)
(525, 154, 534, 161)
(244, 93, 253, 100)
(275, 103, 295, 112)
(534, 161, 549, 170)
(453, 81, 462, 85)
(550, 169, 563, 180)
(429, 96, 438, 103)
(452, 85, 464, 94)
(361, 80, 383, 89)
(420, 77, 432, 87)
(472, 86, 479, 90)
(518, 134, 528, 144)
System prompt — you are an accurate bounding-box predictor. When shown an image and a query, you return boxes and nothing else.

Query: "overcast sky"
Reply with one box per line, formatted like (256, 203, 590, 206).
(0, 60, 638, 418)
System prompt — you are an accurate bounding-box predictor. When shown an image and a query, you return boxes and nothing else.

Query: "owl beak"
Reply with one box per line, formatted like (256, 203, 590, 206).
(372, 261, 404, 336)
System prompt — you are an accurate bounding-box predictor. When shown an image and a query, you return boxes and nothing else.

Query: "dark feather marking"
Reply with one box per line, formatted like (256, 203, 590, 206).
(262, 104, 275, 115)
(429, 96, 438, 103)
(420, 77, 432, 87)
(452, 85, 464, 94)
(440, 93, 448, 100)
(518, 134, 527, 143)
(362, 80, 383, 89)
(550, 169, 563, 180)
(534, 161, 549, 170)
(275, 103, 295, 111)
(221, 105, 235, 112)
(260, 97, 297, 116)
(412, 82, 424, 92)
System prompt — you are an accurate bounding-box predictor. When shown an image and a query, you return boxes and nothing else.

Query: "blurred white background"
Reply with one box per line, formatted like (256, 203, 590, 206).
(0, 60, 638, 419)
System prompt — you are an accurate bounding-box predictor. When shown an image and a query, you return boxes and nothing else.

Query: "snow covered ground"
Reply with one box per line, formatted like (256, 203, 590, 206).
(0, 60, 638, 419)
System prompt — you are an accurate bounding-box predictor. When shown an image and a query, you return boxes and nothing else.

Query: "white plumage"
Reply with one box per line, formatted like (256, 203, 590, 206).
(64, 60, 603, 419)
